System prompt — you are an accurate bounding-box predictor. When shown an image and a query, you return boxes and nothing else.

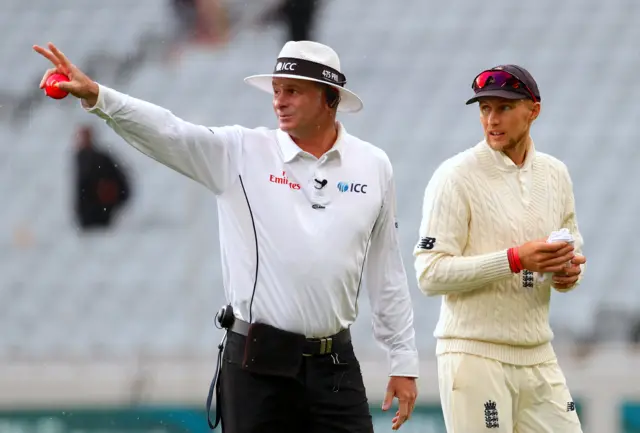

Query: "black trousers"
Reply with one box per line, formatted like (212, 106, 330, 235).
(219, 331, 374, 433)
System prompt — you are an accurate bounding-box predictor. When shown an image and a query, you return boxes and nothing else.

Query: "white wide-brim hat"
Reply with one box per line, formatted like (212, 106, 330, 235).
(244, 41, 363, 113)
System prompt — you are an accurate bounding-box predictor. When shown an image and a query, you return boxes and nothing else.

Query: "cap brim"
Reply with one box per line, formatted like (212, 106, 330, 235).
(243, 74, 364, 113)
(465, 89, 529, 105)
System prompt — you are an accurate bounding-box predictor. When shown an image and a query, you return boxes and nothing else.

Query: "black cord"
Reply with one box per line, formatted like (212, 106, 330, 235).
(206, 332, 227, 430)
(207, 127, 259, 324)
(353, 210, 380, 313)
(239, 175, 259, 324)
(213, 311, 222, 330)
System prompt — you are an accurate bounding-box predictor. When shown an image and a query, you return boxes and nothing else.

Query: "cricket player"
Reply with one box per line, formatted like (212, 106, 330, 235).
(33, 41, 419, 432)
(414, 65, 586, 432)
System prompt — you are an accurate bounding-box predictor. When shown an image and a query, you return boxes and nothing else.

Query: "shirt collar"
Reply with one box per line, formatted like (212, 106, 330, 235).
(277, 122, 346, 163)
(483, 138, 536, 171)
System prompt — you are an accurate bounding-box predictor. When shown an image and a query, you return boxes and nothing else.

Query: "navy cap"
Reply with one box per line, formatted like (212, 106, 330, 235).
(466, 64, 541, 105)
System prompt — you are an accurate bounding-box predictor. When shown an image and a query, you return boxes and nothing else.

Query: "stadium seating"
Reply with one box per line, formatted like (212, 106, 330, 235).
(1, 0, 639, 361)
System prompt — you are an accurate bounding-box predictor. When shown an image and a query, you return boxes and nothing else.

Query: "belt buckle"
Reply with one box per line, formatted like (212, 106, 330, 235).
(302, 336, 334, 357)
(319, 337, 333, 355)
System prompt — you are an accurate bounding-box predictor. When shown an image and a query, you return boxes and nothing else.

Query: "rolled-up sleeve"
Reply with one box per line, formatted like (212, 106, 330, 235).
(363, 163, 419, 378)
(82, 84, 243, 195)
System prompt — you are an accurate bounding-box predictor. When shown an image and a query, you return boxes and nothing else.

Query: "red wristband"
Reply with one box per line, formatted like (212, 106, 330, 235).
(507, 248, 515, 272)
(512, 247, 522, 272)
(508, 247, 522, 273)
(513, 248, 524, 272)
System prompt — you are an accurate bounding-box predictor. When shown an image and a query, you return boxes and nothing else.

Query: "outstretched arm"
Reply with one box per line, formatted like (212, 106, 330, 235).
(34, 42, 242, 195)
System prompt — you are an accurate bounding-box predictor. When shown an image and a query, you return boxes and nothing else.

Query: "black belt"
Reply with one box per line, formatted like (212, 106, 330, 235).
(229, 318, 352, 356)
(205, 319, 351, 430)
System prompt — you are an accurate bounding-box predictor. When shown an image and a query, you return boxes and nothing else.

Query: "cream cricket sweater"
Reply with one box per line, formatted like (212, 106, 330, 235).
(414, 140, 585, 366)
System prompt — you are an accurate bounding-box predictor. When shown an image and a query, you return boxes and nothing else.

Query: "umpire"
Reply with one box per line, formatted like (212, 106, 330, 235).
(33, 40, 419, 432)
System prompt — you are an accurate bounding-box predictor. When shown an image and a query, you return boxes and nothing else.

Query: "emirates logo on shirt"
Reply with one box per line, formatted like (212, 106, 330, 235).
(269, 171, 301, 190)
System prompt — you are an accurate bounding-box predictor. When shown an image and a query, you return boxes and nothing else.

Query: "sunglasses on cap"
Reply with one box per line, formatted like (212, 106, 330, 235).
(472, 70, 538, 103)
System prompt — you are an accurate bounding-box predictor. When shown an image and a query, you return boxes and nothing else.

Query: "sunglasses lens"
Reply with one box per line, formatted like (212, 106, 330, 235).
(473, 70, 514, 90)
(471, 69, 537, 102)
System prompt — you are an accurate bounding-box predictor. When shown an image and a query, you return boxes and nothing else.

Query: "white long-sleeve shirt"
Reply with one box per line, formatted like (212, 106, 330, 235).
(414, 140, 584, 366)
(83, 84, 419, 377)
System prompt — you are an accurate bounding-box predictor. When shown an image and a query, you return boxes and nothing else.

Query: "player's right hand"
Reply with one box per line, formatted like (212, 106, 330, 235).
(517, 240, 575, 273)
(33, 42, 99, 106)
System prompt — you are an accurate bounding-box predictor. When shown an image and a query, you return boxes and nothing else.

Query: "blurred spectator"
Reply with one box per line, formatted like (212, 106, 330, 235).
(262, 0, 321, 42)
(73, 125, 131, 231)
(168, 0, 228, 61)
(631, 319, 640, 345)
(282, 0, 319, 41)
(193, 0, 229, 46)
(171, 0, 198, 44)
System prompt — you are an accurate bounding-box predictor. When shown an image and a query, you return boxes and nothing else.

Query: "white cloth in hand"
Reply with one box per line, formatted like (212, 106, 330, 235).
(537, 228, 574, 283)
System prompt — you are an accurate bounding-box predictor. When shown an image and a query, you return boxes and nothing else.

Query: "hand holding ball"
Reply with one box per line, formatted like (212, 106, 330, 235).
(34, 42, 100, 105)
(44, 73, 70, 99)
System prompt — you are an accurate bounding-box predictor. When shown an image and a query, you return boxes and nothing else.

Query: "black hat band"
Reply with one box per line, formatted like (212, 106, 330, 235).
(272, 57, 346, 87)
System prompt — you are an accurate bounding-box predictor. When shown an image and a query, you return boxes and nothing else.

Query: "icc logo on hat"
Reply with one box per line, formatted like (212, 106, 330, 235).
(275, 61, 296, 72)
(243, 41, 364, 113)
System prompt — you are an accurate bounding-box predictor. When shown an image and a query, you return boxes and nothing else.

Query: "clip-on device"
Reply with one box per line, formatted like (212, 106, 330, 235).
(206, 304, 235, 430)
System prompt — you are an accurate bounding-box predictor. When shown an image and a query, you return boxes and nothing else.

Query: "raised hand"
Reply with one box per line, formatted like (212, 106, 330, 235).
(33, 42, 99, 106)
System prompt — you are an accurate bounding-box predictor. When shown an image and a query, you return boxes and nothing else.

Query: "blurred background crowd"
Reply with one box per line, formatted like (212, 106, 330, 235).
(1, 0, 639, 432)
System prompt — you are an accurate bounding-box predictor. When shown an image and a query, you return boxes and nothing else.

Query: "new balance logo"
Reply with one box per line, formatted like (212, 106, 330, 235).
(567, 401, 576, 412)
(484, 400, 499, 429)
(522, 270, 534, 288)
(417, 237, 436, 250)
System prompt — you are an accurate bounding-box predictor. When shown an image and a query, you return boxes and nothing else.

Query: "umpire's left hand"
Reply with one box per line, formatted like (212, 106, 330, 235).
(382, 376, 418, 430)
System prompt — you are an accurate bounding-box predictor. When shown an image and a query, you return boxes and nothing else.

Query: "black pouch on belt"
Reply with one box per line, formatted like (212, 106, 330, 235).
(242, 322, 306, 378)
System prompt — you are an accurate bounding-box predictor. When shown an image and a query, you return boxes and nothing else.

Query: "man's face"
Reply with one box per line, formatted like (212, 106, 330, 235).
(272, 78, 332, 137)
(478, 97, 540, 152)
